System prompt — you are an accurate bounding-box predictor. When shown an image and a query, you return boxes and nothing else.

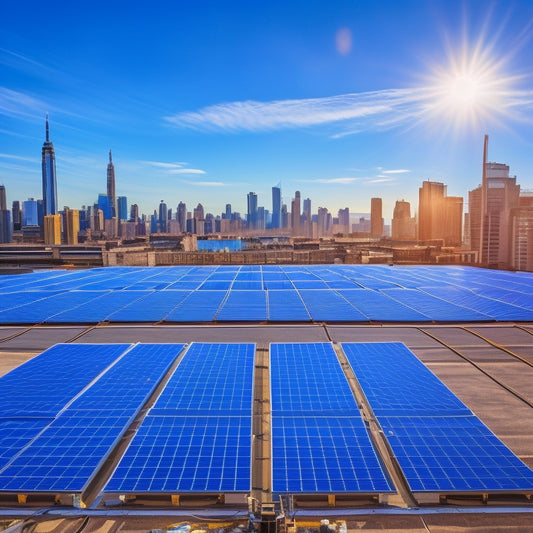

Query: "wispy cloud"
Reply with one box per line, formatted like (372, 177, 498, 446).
(0, 153, 40, 163)
(164, 84, 533, 136)
(0, 87, 47, 119)
(141, 160, 188, 169)
(164, 88, 426, 133)
(367, 178, 395, 183)
(168, 168, 206, 175)
(382, 169, 410, 174)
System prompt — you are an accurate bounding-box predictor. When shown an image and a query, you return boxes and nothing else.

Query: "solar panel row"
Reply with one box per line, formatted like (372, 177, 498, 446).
(105, 343, 255, 493)
(0, 265, 532, 324)
(1, 340, 532, 496)
(342, 342, 533, 492)
(270, 343, 393, 494)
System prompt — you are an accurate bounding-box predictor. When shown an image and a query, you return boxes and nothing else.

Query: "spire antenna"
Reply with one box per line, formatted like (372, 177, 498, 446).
(45, 113, 50, 142)
(109, 149, 112, 163)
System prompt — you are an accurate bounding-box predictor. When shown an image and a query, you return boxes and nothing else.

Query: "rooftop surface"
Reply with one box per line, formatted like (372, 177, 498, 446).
(0, 265, 532, 532)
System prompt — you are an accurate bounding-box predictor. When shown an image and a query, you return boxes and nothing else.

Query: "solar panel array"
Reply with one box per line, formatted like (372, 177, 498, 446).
(105, 343, 255, 493)
(342, 342, 533, 492)
(270, 343, 393, 493)
(0, 344, 185, 492)
(0, 265, 532, 324)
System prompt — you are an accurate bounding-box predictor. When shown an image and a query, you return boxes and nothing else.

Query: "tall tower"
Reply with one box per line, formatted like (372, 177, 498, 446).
(41, 114, 58, 216)
(291, 191, 301, 235)
(370, 198, 384, 238)
(107, 150, 116, 218)
(271, 183, 281, 229)
(247, 192, 258, 230)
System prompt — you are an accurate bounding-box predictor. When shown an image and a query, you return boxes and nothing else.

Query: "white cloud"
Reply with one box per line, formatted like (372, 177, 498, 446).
(382, 169, 410, 174)
(164, 88, 426, 133)
(141, 160, 187, 169)
(367, 178, 395, 183)
(0, 153, 39, 163)
(168, 168, 206, 175)
(0, 87, 47, 119)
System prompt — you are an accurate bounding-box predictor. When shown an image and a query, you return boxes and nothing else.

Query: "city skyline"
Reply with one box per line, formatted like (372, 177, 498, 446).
(2, 1, 533, 217)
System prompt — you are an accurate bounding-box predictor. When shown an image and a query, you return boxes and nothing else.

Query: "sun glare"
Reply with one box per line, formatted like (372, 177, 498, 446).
(417, 22, 528, 137)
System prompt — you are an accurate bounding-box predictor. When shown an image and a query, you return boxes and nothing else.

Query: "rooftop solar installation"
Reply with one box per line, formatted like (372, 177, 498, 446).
(270, 343, 393, 493)
(0, 343, 185, 493)
(107, 290, 192, 322)
(267, 290, 311, 321)
(0, 265, 532, 324)
(105, 343, 255, 493)
(342, 342, 533, 492)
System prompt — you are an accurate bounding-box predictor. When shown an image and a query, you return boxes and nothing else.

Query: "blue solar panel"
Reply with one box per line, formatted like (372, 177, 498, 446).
(165, 290, 227, 321)
(46, 291, 151, 323)
(108, 291, 192, 322)
(106, 415, 251, 493)
(270, 343, 393, 493)
(1, 266, 532, 325)
(297, 290, 369, 322)
(105, 343, 255, 493)
(267, 290, 311, 321)
(420, 287, 533, 321)
(342, 342, 533, 492)
(338, 289, 430, 321)
(341, 343, 471, 417)
(0, 343, 130, 417)
(380, 288, 491, 321)
(271, 343, 358, 415)
(0, 291, 109, 324)
(379, 416, 533, 492)
(151, 343, 255, 416)
(216, 290, 267, 321)
(272, 416, 392, 493)
(0, 343, 185, 493)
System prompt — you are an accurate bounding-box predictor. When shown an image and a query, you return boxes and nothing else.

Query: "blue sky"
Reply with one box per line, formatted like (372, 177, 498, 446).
(1, 0, 533, 220)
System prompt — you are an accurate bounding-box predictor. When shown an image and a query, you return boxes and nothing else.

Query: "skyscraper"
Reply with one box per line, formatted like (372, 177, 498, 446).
(107, 150, 116, 218)
(370, 198, 384, 238)
(469, 157, 520, 266)
(41, 114, 58, 216)
(418, 181, 463, 246)
(271, 184, 281, 229)
(117, 196, 128, 221)
(0, 185, 11, 244)
(247, 192, 258, 229)
(177, 202, 187, 233)
(392, 200, 416, 240)
(159, 201, 168, 233)
(12, 201, 21, 231)
(291, 191, 301, 235)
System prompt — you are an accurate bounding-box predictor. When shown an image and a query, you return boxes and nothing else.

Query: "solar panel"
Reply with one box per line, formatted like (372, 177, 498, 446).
(267, 290, 311, 321)
(0, 343, 131, 418)
(341, 343, 471, 417)
(342, 342, 533, 492)
(379, 416, 533, 492)
(216, 290, 267, 321)
(270, 343, 393, 493)
(380, 288, 491, 321)
(272, 416, 392, 493)
(105, 343, 255, 493)
(297, 290, 369, 322)
(0, 343, 185, 493)
(107, 290, 192, 322)
(165, 290, 227, 322)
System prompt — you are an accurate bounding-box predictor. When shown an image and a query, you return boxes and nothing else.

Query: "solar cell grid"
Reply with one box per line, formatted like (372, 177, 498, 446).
(105, 343, 255, 493)
(151, 343, 254, 415)
(343, 342, 533, 493)
(341, 342, 471, 416)
(379, 416, 533, 492)
(105, 416, 251, 493)
(270, 343, 358, 415)
(0, 343, 184, 493)
(272, 416, 392, 493)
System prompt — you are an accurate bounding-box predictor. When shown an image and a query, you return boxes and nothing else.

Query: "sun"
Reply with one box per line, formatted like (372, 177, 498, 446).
(416, 30, 527, 136)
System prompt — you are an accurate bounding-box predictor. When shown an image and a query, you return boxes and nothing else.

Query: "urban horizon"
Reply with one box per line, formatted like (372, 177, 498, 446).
(2, 1, 533, 219)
